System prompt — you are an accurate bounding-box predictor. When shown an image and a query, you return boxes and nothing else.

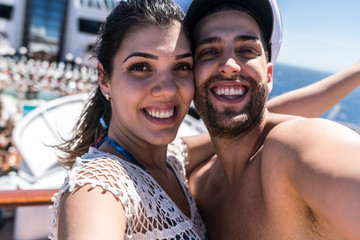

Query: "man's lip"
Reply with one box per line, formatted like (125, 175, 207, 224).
(209, 81, 250, 103)
(210, 81, 249, 98)
(209, 80, 250, 89)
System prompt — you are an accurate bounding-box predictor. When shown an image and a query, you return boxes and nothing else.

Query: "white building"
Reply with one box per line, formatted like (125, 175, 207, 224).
(0, 0, 192, 64)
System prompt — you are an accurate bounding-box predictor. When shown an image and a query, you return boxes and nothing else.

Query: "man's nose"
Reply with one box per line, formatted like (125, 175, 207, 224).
(218, 57, 241, 76)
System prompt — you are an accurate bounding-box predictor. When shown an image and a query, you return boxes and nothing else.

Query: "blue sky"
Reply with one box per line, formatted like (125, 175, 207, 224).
(177, 0, 360, 73)
(276, 0, 360, 73)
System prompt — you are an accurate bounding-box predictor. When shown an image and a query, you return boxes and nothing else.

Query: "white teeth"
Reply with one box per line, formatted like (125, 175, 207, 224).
(215, 87, 245, 96)
(147, 109, 174, 118)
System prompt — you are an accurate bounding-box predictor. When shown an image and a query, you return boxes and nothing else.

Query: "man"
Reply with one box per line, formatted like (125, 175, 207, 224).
(184, 0, 360, 239)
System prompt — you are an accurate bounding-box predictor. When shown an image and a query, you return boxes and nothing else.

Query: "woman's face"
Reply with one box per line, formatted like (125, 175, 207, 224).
(100, 21, 194, 146)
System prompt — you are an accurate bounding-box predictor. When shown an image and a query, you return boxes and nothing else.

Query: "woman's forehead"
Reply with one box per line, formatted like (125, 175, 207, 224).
(120, 22, 190, 57)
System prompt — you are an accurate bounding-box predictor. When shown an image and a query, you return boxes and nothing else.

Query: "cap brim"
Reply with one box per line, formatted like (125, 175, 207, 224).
(185, 0, 274, 49)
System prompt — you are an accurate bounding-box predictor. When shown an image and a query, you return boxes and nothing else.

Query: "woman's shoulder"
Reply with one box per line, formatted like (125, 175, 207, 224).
(167, 138, 188, 178)
(167, 138, 188, 166)
(167, 138, 187, 160)
(64, 147, 141, 196)
(53, 147, 143, 219)
(74, 148, 125, 177)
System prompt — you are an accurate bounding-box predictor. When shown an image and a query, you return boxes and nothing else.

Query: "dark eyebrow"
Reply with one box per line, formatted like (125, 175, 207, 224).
(234, 35, 259, 42)
(196, 37, 222, 48)
(175, 52, 192, 60)
(123, 52, 158, 63)
(123, 52, 192, 62)
(196, 35, 259, 48)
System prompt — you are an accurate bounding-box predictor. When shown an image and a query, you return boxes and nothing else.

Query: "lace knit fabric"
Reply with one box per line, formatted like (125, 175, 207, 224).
(49, 139, 207, 239)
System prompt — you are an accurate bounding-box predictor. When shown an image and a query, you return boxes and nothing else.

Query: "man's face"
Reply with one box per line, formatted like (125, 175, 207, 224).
(193, 10, 273, 138)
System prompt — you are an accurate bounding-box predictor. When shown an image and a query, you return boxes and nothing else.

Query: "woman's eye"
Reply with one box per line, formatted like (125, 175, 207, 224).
(127, 63, 150, 72)
(175, 63, 192, 71)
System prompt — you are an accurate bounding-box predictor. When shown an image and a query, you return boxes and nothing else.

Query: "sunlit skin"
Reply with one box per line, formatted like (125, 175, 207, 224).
(98, 21, 194, 165)
(54, 3, 360, 240)
(193, 10, 273, 138)
(58, 21, 196, 240)
(187, 10, 360, 240)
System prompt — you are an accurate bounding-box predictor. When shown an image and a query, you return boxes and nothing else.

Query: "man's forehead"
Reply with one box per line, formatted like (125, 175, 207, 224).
(194, 10, 262, 42)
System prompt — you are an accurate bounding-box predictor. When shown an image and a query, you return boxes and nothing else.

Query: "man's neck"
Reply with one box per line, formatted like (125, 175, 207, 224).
(210, 114, 268, 184)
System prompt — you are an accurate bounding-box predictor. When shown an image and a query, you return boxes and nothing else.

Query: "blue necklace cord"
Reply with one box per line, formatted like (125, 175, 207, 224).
(97, 117, 148, 172)
(95, 124, 174, 174)
(103, 135, 148, 172)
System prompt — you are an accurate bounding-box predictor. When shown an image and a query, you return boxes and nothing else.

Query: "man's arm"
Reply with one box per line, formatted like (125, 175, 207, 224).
(182, 132, 215, 177)
(268, 61, 360, 117)
(265, 118, 360, 239)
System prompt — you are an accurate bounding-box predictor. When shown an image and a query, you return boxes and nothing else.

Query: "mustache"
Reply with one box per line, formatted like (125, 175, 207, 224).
(199, 74, 255, 89)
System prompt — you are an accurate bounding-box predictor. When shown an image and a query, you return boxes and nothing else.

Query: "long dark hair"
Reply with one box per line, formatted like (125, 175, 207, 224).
(56, 0, 186, 167)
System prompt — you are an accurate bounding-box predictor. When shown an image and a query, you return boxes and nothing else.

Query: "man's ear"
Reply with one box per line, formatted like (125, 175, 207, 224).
(266, 62, 273, 94)
(97, 63, 110, 96)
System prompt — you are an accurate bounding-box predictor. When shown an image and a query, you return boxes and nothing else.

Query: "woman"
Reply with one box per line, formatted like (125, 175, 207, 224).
(50, 0, 207, 239)
(49, 0, 360, 239)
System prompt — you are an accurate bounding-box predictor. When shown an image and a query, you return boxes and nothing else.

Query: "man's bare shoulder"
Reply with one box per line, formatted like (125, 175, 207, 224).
(263, 117, 359, 169)
(265, 117, 359, 148)
(261, 117, 360, 239)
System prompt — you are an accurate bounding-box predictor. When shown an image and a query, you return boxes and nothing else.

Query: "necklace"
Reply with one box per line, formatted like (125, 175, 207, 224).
(103, 135, 148, 173)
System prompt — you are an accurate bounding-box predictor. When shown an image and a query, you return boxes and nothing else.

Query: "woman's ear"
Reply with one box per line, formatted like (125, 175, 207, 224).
(266, 63, 273, 94)
(97, 63, 110, 96)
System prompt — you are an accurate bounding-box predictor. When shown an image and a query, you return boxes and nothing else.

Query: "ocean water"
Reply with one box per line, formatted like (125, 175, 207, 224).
(270, 64, 360, 127)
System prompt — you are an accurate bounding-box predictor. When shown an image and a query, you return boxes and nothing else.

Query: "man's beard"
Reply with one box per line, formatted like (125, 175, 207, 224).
(194, 75, 268, 139)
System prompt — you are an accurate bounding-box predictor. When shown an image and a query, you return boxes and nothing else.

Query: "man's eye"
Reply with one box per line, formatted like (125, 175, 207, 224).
(127, 63, 150, 71)
(196, 48, 219, 62)
(238, 48, 259, 57)
(198, 49, 217, 58)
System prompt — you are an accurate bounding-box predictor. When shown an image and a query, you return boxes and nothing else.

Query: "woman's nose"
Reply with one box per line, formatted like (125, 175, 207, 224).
(151, 72, 178, 97)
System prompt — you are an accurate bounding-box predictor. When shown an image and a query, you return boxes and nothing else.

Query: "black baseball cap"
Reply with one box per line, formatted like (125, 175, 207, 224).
(185, 0, 275, 60)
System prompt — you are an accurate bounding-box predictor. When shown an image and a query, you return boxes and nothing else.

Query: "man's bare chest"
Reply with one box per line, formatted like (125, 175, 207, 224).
(194, 163, 346, 240)
(201, 182, 268, 238)
(195, 165, 269, 239)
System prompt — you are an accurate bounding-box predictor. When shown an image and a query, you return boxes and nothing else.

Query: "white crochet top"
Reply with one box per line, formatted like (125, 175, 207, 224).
(49, 139, 207, 240)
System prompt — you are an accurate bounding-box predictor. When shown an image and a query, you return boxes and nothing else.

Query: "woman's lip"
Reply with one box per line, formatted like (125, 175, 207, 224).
(142, 105, 179, 125)
(143, 106, 176, 119)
